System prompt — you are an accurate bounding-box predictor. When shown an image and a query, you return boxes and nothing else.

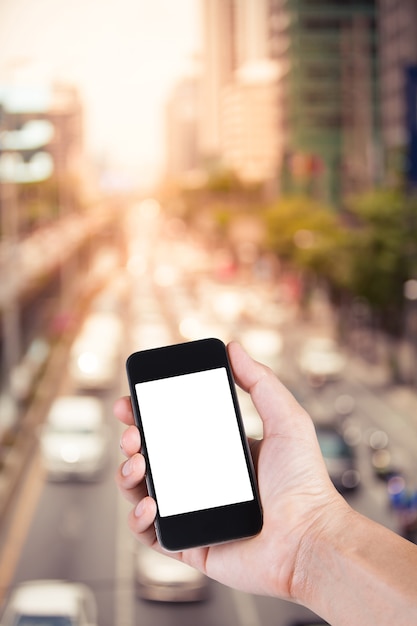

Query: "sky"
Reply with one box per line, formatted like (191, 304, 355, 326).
(0, 0, 201, 188)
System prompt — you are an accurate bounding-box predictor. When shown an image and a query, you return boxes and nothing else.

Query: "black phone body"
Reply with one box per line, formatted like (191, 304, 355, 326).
(126, 338, 263, 551)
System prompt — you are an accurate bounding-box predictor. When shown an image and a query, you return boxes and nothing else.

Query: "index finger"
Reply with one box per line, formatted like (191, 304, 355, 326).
(113, 395, 135, 425)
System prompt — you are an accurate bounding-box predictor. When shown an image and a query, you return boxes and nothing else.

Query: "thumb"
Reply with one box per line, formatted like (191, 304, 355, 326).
(227, 341, 310, 438)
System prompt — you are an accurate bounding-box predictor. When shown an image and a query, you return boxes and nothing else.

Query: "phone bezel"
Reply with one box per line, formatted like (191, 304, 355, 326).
(126, 337, 263, 551)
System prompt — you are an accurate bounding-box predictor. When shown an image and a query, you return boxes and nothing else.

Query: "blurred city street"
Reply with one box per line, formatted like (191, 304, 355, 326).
(1, 1, 417, 625)
(0, 203, 417, 625)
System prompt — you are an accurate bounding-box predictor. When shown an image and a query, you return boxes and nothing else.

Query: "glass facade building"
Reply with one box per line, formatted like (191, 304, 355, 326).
(268, 0, 379, 205)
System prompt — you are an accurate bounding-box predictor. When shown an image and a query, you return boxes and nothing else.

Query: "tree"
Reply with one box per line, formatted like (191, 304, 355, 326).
(263, 195, 350, 289)
(344, 189, 417, 335)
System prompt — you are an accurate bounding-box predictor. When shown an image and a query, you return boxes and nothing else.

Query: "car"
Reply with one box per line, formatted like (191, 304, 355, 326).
(0, 579, 97, 626)
(69, 312, 123, 389)
(134, 545, 209, 602)
(315, 424, 360, 492)
(240, 327, 283, 371)
(371, 447, 401, 481)
(367, 429, 402, 481)
(299, 337, 346, 385)
(40, 395, 110, 481)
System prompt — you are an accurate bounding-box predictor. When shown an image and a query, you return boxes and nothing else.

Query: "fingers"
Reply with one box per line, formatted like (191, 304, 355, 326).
(113, 396, 135, 425)
(116, 451, 147, 504)
(227, 340, 268, 392)
(227, 341, 311, 437)
(119, 424, 141, 458)
(114, 395, 158, 547)
(119, 460, 158, 547)
(127, 496, 159, 547)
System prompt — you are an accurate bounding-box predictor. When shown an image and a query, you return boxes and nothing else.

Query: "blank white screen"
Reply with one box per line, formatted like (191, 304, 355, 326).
(135, 367, 254, 517)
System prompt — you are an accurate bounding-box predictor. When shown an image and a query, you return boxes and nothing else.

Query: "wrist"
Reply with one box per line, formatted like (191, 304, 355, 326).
(290, 499, 417, 625)
(288, 493, 353, 607)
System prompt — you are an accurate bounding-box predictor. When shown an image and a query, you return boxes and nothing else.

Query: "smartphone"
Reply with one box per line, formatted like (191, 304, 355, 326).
(126, 337, 263, 551)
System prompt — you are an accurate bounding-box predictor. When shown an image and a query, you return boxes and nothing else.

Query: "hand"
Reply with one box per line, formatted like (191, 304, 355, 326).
(114, 341, 349, 601)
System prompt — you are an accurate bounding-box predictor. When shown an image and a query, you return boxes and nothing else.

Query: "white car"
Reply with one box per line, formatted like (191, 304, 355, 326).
(239, 327, 283, 371)
(299, 337, 346, 384)
(40, 396, 109, 481)
(134, 546, 208, 602)
(69, 312, 123, 390)
(0, 579, 97, 626)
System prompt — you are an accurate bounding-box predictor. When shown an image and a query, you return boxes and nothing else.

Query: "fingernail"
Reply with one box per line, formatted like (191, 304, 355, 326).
(135, 500, 145, 518)
(122, 459, 131, 477)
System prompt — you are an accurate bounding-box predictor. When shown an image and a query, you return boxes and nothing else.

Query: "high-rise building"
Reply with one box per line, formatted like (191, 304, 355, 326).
(378, 0, 417, 186)
(165, 77, 200, 183)
(0, 83, 85, 212)
(199, 0, 279, 185)
(267, 0, 379, 205)
(45, 84, 84, 184)
(221, 59, 281, 184)
(234, 0, 269, 64)
(199, 0, 237, 164)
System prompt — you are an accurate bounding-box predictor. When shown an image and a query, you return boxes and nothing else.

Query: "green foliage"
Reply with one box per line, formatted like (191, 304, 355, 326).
(206, 168, 243, 194)
(263, 190, 417, 335)
(182, 173, 417, 335)
(214, 207, 232, 232)
(264, 195, 349, 287)
(344, 189, 417, 332)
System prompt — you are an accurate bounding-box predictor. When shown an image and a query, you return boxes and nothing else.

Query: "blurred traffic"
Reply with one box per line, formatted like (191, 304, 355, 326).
(69, 312, 123, 391)
(39, 395, 110, 481)
(1, 1, 417, 625)
(134, 545, 209, 603)
(1, 200, 416, 626)
(0, 579, 98, 626)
